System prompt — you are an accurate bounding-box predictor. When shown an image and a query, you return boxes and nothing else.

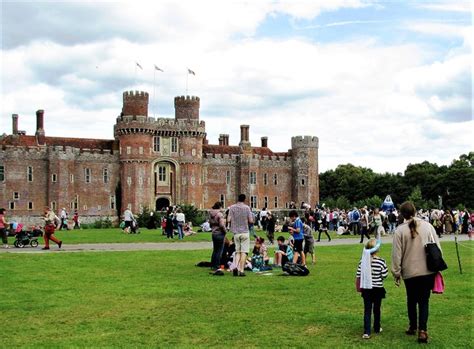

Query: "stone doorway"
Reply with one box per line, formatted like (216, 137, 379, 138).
(156, 197, 170, 211)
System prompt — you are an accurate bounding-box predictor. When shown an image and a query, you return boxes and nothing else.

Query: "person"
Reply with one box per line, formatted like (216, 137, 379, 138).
(356, 238, 388, 339)
(175, 208, 186, 239)
(391, 201, 441, 344)
(42, 207, 62, 250)
(266, 212, 276, 244)
(359, 208, 371, 243)
(442, 209, 454, 235)
(288, 210, 306, 265)
(59, 208, 68, 230)
(209, 202, 227, 276)
(303, 218, 316, 265)
(387, 210, 397, 234)
(73, 211, 80, 229)
(0, 208, 9, 249)
(165, 209, 174, 239)
(259, 207, 268, 231)
(227, 194, 253, 277)
(183, 222, 195, 236)
(351, 207, 361, 235)
(123, 208, 135, 233)
(273, 236, 290, 267)
(371, 208, 385, 237)
(316, 214, 331, 242)
(200, 220, 211, 232)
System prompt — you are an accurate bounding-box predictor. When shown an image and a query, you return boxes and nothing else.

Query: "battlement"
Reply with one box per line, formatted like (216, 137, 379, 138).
(174, 95, 200, 106)
(175, 95, 200, 120)
(291, 136, 319, 149)
(122, 90, 149, 117)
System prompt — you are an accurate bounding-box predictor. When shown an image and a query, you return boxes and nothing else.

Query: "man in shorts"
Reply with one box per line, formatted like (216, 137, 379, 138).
(227, 194, 254, 277)
(288, 210, 306, 266)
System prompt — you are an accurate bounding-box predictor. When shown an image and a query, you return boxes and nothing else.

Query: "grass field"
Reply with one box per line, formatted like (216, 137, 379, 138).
(1, 241, 472, 348)
(7, 228, 349, 245)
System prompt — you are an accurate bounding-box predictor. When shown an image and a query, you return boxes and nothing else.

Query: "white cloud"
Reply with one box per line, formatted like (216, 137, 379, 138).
(417, 1, 472, 13)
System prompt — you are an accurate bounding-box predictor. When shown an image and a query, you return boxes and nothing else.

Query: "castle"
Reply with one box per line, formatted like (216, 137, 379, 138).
(0, 91, 319, 223)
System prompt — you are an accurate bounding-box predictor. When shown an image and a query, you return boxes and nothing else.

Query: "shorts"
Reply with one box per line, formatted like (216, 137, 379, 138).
(233, 233, 250, 253)
(293, 239, 303, 253)
(304, 238, 314, 254)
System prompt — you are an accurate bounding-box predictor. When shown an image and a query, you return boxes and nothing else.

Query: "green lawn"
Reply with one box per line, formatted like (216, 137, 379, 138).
(1, 241, 472, 348)
(8, 228, 353, 245)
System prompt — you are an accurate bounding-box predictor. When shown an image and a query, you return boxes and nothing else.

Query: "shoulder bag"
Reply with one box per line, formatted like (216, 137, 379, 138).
(425, 230, 448, 272)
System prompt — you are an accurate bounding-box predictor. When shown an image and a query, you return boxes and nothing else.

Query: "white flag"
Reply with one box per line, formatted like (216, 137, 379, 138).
(154, 65, 163, 72)
(136, 62, 143, 70)
(188, 68, 195, 75)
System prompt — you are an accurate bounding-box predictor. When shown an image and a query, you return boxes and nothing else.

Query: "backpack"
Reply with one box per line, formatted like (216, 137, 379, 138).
(282, 262, 310, 276)
(352, 210, 360, 221)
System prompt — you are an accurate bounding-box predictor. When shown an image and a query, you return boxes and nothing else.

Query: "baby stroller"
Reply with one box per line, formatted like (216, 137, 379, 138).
(14, 225, 42, 248)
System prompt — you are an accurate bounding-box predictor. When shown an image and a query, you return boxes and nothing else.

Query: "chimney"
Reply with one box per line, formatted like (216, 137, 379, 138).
(240, 125, 249, 143)
(222, 134, 229, 146)
(218, 134, 224, 146)
(261, 137, 268, 148)
(12, 114, 18, 135)
(35, 109, 45, 145)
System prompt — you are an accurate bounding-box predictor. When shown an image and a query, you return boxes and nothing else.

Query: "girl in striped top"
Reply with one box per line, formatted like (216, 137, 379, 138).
(356, 238, 388, 339)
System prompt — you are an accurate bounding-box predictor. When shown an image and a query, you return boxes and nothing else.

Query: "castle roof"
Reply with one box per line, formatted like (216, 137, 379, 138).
(203, 144, 287, 157)
(0, 135, 116, 150)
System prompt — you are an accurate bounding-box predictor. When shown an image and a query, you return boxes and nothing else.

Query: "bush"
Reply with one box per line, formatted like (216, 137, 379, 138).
(81, 217, 113, 229)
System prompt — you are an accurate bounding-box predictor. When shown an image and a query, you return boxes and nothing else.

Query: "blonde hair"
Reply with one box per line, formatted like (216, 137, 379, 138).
(365, 239, 377, 254)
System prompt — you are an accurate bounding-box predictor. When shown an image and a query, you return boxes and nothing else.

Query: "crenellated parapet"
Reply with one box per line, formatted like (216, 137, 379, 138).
(175, 95, 200, 120)
(114, 116, 206, 138)
(122, 90, 149, 117)
(291, 136, 319, 149)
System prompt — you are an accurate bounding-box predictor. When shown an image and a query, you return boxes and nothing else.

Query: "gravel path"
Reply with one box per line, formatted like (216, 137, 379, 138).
(1, 235, 470, 254)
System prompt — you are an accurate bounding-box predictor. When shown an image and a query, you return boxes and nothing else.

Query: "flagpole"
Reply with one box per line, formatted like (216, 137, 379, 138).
(135, 64, 137, 87)
(153, 69, 156, 117)
(186, 70, 189, 96)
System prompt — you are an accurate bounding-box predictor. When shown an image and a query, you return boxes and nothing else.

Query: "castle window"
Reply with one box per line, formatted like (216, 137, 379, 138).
(139, 176, 143, 186)
(250, 196, 257, 209)
(249, 172, 256, 185)
(103, 168, 109, 183)
(13, 192, 19, 200)
(301, 178, 305, 186)
(171, 137, 178, 153)
(264, 196, 268, 208)
(110, 195, 116, 210)
(28, 202, 34, 210)
(139, 146, 143, 155)
(73, 195, 79, 210)
(70, 174, 74, 183)
(51, 201, 57, 211)
(97, 205, 102, 211)
(180, 149, 184, 156)
(226, 170, 231, 184)
(9, 202, 15, 210)
(27, 166, 33, 182)
(84, 168, 91, 183)
(153, 136, 160, 152)
(263, 173, 268, 186)
(126, 146, 131, 155)
(220, 194, 225, 208)
(274, 197, 278, 208)
(273, 173, 278, 185)
(0, 165, 4, 181)
(192, 148, 196, 156)
(52, 174, 57, 183)
(158, 166, 166, 182)
(191, 177, 196, 186)
(83, 205, 88, 211)
(127, 176, 132, 186)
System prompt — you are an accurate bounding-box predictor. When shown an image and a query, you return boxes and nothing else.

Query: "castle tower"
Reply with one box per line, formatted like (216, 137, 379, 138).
(122, 91, 149, 117)
(174, 96, 200, 120)
(291, 136, 319, 206)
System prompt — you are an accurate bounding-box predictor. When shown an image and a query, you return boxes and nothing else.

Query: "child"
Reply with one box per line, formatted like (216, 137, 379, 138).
(356, 238, 388, 339)
(303, 218, 316, 265)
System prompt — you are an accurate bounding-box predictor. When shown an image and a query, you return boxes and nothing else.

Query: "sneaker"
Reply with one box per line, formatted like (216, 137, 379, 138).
(238, 272, 246, 277)
(232, 269, 238, 277)
(375, 328, 383, 334)
(211, 269, 224, 276)
(4, 244, 10, 249)
(58, 241, 63, 249)
(41, 247, 50, 250)
(418, 330, 428, 343)
(362, 334, 371, 339)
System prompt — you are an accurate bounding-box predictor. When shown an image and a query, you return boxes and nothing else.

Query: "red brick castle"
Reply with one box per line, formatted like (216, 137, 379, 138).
(0, 91, 319, 223)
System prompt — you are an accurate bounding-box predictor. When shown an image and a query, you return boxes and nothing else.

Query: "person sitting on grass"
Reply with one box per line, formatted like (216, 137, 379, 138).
(356, 237, 387, 339)
(255, 236, 269, 265)
(273, 235, 291, 267)
(184, 222, 195, 236)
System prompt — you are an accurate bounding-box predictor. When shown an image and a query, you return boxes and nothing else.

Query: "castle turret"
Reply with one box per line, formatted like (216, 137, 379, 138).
(174, 96, 200, 120)
(291, 136, 319, 206)
(122, 91, 149, 117)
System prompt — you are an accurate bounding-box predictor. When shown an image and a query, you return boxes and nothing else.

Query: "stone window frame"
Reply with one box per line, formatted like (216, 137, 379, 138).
(51, 173, 57, 183)
(263, 173, 268, 186)
(70, 174, 74, 183)
(158, 165, 167, 182)
(110, 195, 116, 210)
(139, 146, 144, 155)
(126, 146, 131, 155)
(27, 166, 33, 182)
(250, 195, 258, 209)
(84, 168, 92, 183)
(9, 201, 15, 210)
(51, 201, 57, 211)
(103, 168, 109, 184)
(274, 196, 278, 208)
(13, 192, 20, 200)
(171, 137, 178, 153)
(273, 173, 278, 185)
(73, 195, 79, 210)
(249, 172, 257, 185)
(153, 136, 160, 152)
(220, 194, 225, 208)
(264, 196, 268, 208)
(226, 170, 231, 185)
(0, 164, 5, 182)
(28, 201, 34, 210)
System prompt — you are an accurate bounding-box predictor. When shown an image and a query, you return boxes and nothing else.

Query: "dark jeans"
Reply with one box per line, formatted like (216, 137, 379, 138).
(317, 230, 331, 241)
(363, 295, 382, 335)
(211, 233, 225, 270)
(404, 274, 435, 331)
(360, 226, 370, 242)
(1, 228, 7, 244)
(352, 222, 360, 235)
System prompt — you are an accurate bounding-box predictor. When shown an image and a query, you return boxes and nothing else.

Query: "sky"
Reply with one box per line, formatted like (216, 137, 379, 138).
(1, 0, 472, 174)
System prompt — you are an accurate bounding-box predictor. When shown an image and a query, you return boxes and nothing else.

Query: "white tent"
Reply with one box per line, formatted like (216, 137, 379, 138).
(381, 195, 395, 211)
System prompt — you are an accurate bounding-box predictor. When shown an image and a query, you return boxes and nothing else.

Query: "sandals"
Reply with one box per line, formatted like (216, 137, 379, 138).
(418, 330, 428, 343)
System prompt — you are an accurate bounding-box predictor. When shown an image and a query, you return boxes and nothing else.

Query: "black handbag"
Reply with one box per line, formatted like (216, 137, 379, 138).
(425, 230, 448, 272)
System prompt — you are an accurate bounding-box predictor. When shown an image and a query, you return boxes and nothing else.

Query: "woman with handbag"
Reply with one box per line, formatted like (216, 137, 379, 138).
(391, 201, 442, 343)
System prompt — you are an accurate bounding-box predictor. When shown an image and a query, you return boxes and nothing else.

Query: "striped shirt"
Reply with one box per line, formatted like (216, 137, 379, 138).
(356, 256, 388, 288)
(228, 202, 253, 234)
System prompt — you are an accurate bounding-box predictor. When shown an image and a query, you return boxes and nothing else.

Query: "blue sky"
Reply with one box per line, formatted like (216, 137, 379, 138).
(1, 0, 472, 173)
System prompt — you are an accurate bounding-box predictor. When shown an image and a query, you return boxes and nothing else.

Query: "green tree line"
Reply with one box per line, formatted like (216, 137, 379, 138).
(319, 152, 474, 210)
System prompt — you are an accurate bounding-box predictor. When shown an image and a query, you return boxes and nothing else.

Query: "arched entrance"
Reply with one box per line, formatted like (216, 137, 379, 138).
(156, 197, 170, 211)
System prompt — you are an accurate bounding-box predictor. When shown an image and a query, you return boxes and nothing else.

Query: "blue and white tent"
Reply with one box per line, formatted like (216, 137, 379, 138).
(381, 195, 395, 212)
